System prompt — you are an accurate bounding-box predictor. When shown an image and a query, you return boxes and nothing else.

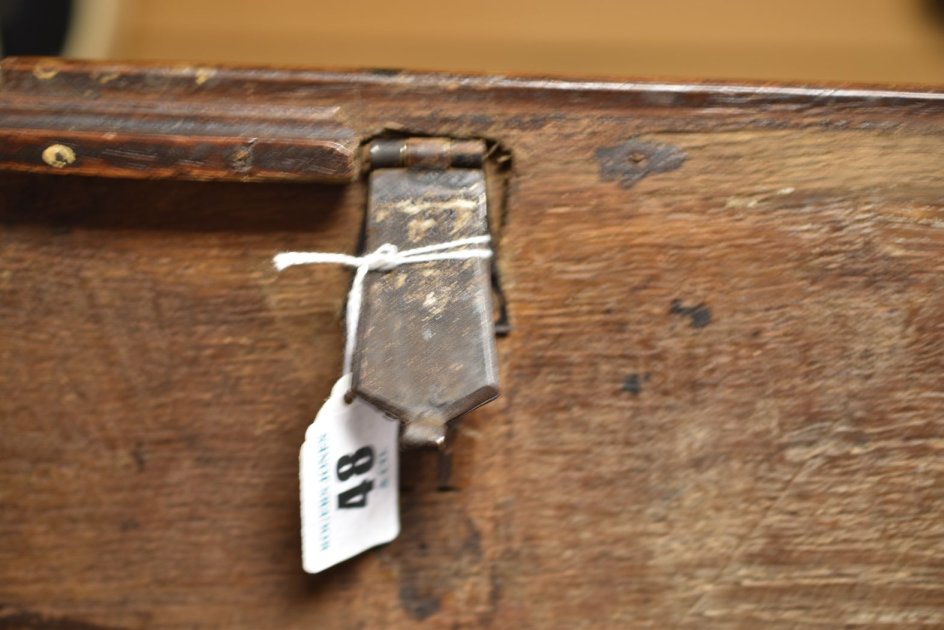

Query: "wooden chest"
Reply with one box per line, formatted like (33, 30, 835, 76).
(1, 57, 943, 628)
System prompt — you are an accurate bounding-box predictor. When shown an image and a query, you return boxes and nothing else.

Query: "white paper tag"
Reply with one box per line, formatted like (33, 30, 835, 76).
(300, 374, 400, 573)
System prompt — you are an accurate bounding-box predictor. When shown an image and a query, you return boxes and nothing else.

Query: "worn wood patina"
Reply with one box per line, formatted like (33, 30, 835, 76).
(0, 57, 943, 628)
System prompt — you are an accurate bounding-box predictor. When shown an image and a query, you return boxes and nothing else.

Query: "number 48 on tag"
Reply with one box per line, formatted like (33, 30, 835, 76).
(300, 375, 399, 574)
(336, 446, 390, 508)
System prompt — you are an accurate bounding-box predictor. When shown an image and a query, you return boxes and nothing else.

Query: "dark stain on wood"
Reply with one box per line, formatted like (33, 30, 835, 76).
(398, 583, 441, 621)
(504, 113, 560, 131)
(670, 299, 712, 328)
(131, 442, 146, 472)
(366, 68, 404, 77)
(0, 605, 122, 630)
(389, 451, 491, 622)
(622, 373, 651, 394)
(595, 137, 687, 188)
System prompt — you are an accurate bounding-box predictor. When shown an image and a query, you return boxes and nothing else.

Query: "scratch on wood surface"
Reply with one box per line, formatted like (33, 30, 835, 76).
(677, 405, 870, 626)
(679, 453, 822, 625)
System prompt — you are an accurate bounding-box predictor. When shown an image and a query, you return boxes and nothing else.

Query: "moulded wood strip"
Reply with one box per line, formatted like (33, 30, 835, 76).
(0, 129, 359, 183)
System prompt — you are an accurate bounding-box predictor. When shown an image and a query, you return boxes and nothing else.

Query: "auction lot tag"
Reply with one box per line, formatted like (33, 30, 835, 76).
(300, 374, 399, 573)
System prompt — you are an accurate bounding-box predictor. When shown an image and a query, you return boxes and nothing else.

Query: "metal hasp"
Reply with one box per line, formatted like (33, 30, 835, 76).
(352, 138, 499, 448)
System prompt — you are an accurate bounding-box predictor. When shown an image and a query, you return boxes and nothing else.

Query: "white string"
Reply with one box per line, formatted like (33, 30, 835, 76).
(273, 235, 492, 374)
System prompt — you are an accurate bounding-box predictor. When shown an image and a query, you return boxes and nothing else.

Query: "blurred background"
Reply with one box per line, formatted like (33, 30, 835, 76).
(1, 0, 943, 84)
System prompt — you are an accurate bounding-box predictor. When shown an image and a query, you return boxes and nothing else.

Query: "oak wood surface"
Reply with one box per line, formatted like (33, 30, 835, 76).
(0, 59, 943, 628)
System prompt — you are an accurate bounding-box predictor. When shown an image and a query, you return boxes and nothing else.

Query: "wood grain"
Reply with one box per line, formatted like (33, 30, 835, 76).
(0, 59, 943, 628)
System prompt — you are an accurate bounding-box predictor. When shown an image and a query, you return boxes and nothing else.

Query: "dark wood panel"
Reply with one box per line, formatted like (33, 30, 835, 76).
(0, 58, 359, 183)
(0, 59, 943, 628)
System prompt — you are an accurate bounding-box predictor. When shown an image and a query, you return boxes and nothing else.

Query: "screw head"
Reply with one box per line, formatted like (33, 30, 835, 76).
(42, 144, 76, 168)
